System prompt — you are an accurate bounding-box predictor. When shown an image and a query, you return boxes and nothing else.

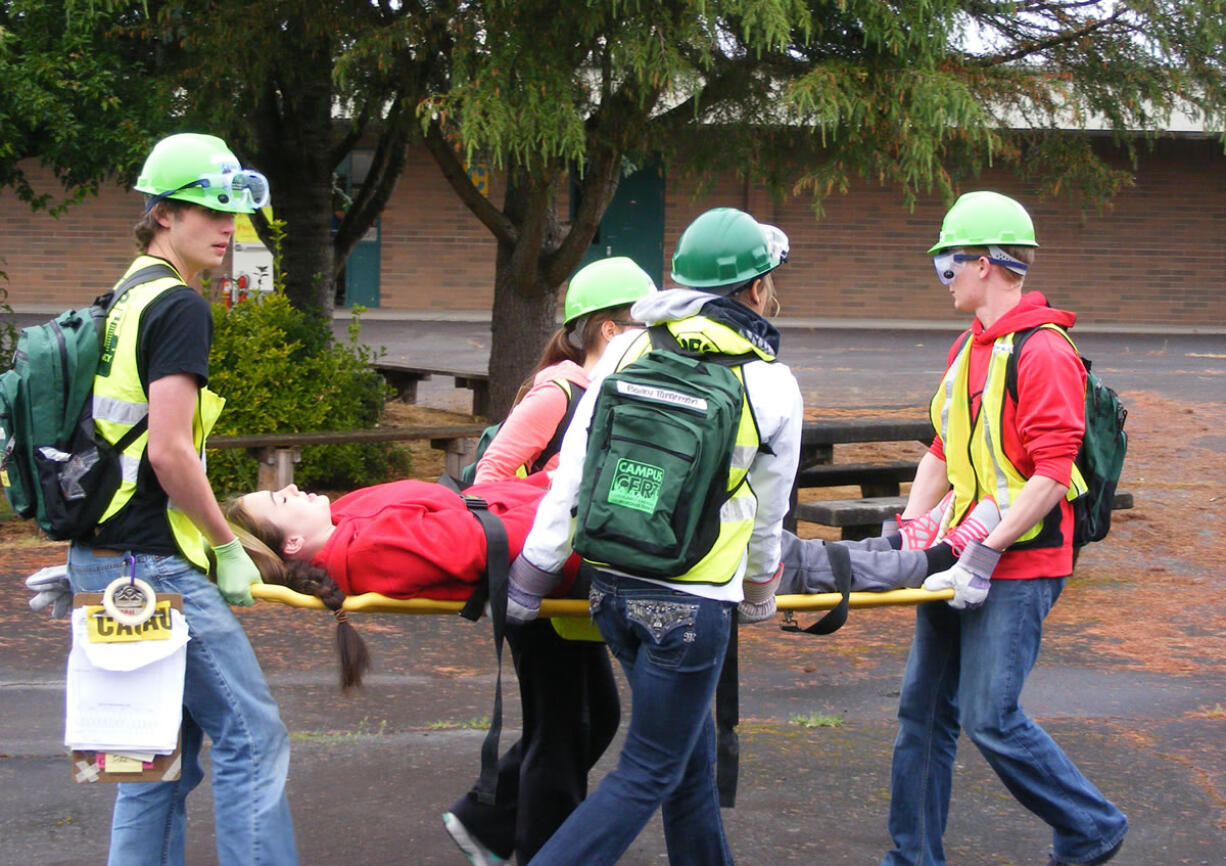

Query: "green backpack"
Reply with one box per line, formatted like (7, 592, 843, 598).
(0, 263, 177, 539)
(1006, 324, 1128, 547)
(572, 326, 751, 579)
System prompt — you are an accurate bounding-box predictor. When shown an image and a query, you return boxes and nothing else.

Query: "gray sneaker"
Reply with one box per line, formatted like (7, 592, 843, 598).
(442, 812, 507, 866)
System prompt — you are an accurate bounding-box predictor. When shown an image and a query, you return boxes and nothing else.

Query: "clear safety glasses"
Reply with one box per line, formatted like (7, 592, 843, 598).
(933, 246, 1030, 285)
(933, 252, 967, 285)
(146, 169, 271, 212)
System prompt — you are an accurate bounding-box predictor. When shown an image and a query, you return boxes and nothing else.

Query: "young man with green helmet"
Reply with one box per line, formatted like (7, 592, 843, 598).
(880, 191, 1126, 866)
(503, 207, 802, 865)
(66, 132, 298, 865)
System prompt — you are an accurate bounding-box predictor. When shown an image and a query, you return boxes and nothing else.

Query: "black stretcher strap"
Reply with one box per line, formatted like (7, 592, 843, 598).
(455, 495, 512, 805)
(715, 616, 739, 807)
(780, 541, 852, 636)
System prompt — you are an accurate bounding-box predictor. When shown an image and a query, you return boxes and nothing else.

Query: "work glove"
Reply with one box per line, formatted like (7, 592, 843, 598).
(212, 538, 263, 607)
(506, 554, 562, 624)
(922, 540, 1001, 610)
(26, 565, 72, 619)
(739, 564, 784, 624)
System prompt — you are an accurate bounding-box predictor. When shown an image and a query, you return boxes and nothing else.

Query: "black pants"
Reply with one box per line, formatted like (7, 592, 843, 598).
(450, 618, 620, 862)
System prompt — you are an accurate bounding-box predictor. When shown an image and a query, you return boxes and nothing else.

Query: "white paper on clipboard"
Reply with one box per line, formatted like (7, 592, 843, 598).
(64, 607, 190, 755)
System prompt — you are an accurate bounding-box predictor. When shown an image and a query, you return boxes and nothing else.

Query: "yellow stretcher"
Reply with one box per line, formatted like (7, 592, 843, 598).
(252, 584, 954, 615)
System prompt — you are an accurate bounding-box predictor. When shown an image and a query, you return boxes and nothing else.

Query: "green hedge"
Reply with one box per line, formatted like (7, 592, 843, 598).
(206, 294, 408, 496)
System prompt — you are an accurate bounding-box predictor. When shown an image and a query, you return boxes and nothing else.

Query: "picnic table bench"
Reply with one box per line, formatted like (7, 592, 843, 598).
(374, 360, 491, 417)
(209, 424, 487, 490)
(790, 415, 1134, 539)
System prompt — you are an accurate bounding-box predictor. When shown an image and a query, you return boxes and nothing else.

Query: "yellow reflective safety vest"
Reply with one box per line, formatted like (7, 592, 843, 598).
(598, 316, 770, 586)
(931, 329, 1086, 549)
(93, 256, 224, 572)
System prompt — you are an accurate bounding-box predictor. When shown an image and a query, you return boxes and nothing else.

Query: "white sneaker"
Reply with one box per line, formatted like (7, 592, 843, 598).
(442, 812, 507, 866)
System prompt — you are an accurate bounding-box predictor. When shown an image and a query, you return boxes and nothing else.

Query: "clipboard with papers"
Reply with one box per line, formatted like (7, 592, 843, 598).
(66, 588, 189, 784)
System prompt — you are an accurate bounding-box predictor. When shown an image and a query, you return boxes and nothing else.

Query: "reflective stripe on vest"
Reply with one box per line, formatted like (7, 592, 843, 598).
(93, 256, 225, 571)
(613, 317, 768, 585)
(930, 329, 1085, 546)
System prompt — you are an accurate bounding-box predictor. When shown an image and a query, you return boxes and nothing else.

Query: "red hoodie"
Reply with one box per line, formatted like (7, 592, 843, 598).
(929, 291, 1086, 579)
(313, 475, 578, 599)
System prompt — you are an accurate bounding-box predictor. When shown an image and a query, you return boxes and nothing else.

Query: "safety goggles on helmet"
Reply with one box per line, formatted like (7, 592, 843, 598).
(145, 169, 270, 213)
(933, 245, 1029, 285)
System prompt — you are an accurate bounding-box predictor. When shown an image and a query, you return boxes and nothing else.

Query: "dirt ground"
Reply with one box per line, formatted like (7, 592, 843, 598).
(3, 387, 1222, 682)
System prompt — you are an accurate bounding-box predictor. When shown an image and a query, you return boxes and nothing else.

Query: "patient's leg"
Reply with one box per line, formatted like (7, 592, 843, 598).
(777, 531, 927, 594)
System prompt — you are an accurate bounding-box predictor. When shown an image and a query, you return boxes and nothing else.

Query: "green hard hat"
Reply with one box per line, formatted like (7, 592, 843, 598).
(135, 133, 269, 214)
(670, 208, 781, 292)
(928, 191, 1038, 255)
(564, 257, 658, 324)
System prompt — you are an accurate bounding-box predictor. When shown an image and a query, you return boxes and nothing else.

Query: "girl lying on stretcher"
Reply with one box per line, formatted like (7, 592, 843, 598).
(222, 476, 998, 688)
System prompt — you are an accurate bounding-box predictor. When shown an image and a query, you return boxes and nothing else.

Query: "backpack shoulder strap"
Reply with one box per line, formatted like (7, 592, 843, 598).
(100, 263, 182, 315)
(529, 379, 587, 475)
(1005, 324, 1076, 403)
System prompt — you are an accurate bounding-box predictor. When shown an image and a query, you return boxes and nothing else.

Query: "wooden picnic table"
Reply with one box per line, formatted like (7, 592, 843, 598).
(209, 424, 487, 489)
(374, 360, 491, 417)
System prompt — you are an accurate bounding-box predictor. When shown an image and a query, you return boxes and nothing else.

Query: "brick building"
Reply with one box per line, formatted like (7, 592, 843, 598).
(3, 135, 1223, 330)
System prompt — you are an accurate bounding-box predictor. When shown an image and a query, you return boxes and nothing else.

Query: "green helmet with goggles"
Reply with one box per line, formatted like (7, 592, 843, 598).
(927, 191, 1037, 255)
(670, 208, 787, 293)
(135, 133, 270, 214)
(564, 257, 657, 325)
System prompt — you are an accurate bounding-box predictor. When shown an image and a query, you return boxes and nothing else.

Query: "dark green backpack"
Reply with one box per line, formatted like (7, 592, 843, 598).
(0, 264, 176, 539)
(1006, 324, 1128, 547)
(572, 326, 750, 579)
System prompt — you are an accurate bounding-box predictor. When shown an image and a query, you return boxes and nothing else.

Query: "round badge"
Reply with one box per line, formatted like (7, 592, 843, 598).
(101, 577, 158, 626)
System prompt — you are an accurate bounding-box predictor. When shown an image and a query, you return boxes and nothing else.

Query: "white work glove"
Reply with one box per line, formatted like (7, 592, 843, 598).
(506, 554, 562, 624)
(26, 565, 73, 619)
(211, 538, 263, 607)
(738, 564, 784, 624)
(922, 540, 1001, 610)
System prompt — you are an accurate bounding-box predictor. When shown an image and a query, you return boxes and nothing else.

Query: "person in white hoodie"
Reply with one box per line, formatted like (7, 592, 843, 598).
(505, 208, 801, 866)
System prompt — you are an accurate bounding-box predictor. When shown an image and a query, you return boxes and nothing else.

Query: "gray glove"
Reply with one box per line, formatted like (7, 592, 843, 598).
(26, 565, 72, 619)
(506, 554, 562, 624)
(738, 564, 783, 624)
(922, 540, 1001, 610)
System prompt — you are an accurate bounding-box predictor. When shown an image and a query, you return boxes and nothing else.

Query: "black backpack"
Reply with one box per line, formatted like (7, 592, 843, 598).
(1006, 324, 1128, 547)
(0, 264, 178, 539)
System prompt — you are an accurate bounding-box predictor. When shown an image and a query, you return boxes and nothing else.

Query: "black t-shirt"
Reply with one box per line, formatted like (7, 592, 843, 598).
(90, 280, 213, 555)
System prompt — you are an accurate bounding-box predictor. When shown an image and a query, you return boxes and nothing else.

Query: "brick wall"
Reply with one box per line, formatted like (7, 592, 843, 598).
(3, 136, 1222, 328)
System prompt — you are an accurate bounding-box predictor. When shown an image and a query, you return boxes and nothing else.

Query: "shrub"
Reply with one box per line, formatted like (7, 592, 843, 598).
(206, 294, 408, 495)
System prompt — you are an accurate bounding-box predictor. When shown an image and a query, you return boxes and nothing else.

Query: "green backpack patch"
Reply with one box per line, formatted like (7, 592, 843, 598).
(0, 264, 176, 539)
(572, 327, 750, 579)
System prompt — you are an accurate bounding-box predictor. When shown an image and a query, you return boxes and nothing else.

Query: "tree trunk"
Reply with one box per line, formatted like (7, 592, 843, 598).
(276, 179, 336, 320)
(488, 242, 559, 421)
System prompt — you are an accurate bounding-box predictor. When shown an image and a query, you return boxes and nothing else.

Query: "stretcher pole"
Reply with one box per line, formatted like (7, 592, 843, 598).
(251, 584, 954, 614)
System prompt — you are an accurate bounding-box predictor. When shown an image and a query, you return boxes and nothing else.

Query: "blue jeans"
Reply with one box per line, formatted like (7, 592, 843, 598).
(528, 574, 735, 866)
(881, 577, 1127, 866)
(68, 546, 298, 866)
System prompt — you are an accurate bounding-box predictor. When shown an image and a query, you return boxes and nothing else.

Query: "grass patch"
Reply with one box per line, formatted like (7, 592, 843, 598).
(426, 716, 490, 730)
(790, 711, 844, 729)
(290, 717, 388, 744)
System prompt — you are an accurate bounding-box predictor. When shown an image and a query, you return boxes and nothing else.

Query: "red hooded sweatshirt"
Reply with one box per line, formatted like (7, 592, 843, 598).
(313, 475, 578, 599)
(929, 291, 1086, 579)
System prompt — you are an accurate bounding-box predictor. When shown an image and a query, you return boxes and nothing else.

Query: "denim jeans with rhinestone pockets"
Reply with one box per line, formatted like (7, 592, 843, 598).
(528, 571, 736, 866)
(67, 544, 298, 866)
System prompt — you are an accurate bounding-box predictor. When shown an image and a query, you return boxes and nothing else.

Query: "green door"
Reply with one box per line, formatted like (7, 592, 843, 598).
(575, 157, 665, 286)
(335, 152, 381, 308)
